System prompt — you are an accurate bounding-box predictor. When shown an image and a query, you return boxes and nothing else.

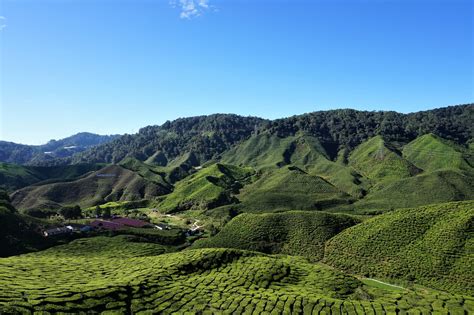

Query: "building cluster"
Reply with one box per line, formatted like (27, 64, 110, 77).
(42, 217, 170, 237)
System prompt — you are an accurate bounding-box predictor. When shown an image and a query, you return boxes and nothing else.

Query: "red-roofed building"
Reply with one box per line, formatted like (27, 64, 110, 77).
(111, 217, 150, 228)
(89, 220, 123, 231)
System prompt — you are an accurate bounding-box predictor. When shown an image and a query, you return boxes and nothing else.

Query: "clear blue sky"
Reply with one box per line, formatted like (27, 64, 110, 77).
(0, 0, 472, 145)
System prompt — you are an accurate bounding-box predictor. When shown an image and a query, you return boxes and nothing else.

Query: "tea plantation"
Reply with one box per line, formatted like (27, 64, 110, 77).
(158, 163, 254, 213)
(324, 200, 474, 295)
(193, 211, 359, 261)
(1, 236, 473, 314)
(237, 166, 351, 212)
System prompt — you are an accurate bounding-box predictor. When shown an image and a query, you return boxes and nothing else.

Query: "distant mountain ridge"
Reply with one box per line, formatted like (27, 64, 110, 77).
(3, 103, 474, 216)
(0, 132, 120, 165)
(37, 103, 473, 167)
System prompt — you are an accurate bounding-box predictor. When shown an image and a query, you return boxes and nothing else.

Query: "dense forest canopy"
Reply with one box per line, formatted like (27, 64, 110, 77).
(2, 104, 472, 166)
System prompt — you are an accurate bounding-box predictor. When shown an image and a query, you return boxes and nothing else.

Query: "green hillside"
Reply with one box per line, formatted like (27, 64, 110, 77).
(0, 191, 54, 257)
(0, 162, 104, 191)
(348, 136, 420, 183)
(154, 152, 200, 183)
(119, 157, 172, 190)
(0, 163, 43, 191)
(324, 201, 474, 295)
(221, 133, 328, 169)
(403, 133, 473, 172)
(237, 166, 351, 212)
(158, 163, 254, 213)
(193, 211, 359, 261)
(48, 105, 473, 166)
(353, 169, 474, 212)
(11, 165, 170, 215)
(1, 237, 473, 313)
(306, 156, 369, 198)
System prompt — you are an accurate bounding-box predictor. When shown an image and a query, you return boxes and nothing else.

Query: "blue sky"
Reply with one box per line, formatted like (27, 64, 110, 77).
(0, 0, 472, 145)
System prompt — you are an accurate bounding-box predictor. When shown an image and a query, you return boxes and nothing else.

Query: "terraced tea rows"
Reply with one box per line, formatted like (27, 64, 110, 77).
(193, 211, 359, 261)
(0, 236, 473, 313)
(324, 201, 474, 295)
(238, 166, 350, 212)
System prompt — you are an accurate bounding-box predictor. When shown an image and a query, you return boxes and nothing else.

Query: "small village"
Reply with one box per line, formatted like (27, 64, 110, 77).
(42, 210, 204, 238)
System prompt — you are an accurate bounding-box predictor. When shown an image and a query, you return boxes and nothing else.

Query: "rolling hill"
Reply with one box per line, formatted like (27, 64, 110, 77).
(158, 163, 254, 213)
(0, 191, 54, 257)
(352, 169, 474, 211)
(324, 201, 474, 295)
(0, 237, 472, 313)
(403, 133, 474, 172)
(0, 162, 104, 192)
(237, 166, 351, 212)
(0, 105, 473, 312)
(348, 135, 420, 184)
(10, 165, 170, 215)
(221, 133, 328, 169)
(193, 211, 359, 261)
(32, 105, 473, 167)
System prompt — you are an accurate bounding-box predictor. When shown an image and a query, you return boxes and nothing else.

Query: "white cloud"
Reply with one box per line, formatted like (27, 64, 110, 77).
(0, 16, 6, 31)
(170, 0, 214, 19)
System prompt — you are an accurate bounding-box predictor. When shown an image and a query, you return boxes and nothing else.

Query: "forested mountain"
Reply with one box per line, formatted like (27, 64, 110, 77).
(0, 132, 119, 165)
(7, 104, 474, 216)
(66, 114, 266, 165)
(2, 104, 474, 314)
(41, 104, 472, 166)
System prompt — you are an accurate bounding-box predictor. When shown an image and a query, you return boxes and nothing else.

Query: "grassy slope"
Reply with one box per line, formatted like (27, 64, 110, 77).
(11, 165, 169, 213)
(158, 163, 254, 213)
(348, 135, 420, 184)
(0, 162, 104, 191)
(222, 132, 369, 199)
(0, 192, 55, 257)
(0, 163, 42, 191)
(324, 200, 474, 295)
(0, 237, 472, 313)
(221, 133, 329, 169)
(153, 152, 200, 183)
(193, 211, 359, 261)
(403, 133, 473, 172)
(237, 166, 351, 212)
(119, 157, 172, 190)
(353, 169, 474, 211)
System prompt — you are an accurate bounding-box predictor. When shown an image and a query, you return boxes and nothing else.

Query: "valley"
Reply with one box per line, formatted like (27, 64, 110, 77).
(0, 105, 473, 313)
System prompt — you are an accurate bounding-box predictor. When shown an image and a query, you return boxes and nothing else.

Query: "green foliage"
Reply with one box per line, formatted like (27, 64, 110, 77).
(58, 205, 82, 219)
(348, 135, 420, 183)
(83, 200, 151, 218)
(221, 133, 329, 169)
(0, 162, 104, 192)
(11, 165, 169, 215)
(69, 114, 265, 165)
(119, 157, 172, 189)
(193, 211, 359, 261)
(158, 163, 254, 213)
(353, 169, 474, 211)
(324, 201, 474, 295)
(0, 191, 55, 257)
(23, 105, 470, 167)
(237, 166, 351, 212)
(31, 235, 172, 258)
(403, 133, 473, 172)
(266, 104, 473, 156)
(151, 152, 200, 183)
(0, 242, 471, 313)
